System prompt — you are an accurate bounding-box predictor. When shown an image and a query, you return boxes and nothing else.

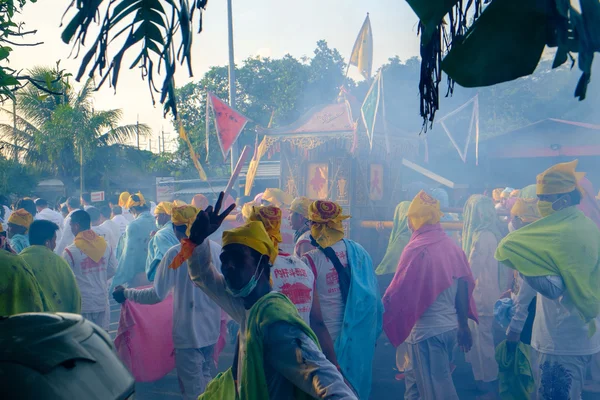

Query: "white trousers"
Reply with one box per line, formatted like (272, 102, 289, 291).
(82, 311, 109, 331)
(465, 316, 498, 382)
(536, 352, 592, 400)
(404, 329, 459, 400)
(175, 346, 214, 400)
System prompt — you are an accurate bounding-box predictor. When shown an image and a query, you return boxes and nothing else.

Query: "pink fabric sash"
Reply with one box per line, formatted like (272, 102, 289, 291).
(114, 289, 175, 382)
(383, 223, 478, 347)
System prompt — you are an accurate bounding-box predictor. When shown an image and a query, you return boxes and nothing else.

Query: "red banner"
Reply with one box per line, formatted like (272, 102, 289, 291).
(209, 92, 249, 159)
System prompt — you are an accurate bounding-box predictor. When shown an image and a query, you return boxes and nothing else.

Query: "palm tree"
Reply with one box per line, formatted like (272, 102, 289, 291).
(0, 65, 151, 193)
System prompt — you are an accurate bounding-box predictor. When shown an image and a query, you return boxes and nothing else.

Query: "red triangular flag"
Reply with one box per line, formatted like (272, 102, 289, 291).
(208, 92, 249, 159)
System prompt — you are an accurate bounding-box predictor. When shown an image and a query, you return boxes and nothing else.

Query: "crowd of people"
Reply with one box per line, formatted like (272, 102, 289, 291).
(1, 159, 600, 399)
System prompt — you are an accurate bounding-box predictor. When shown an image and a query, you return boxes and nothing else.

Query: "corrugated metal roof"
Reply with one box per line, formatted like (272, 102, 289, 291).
(240, 161, 280, 178)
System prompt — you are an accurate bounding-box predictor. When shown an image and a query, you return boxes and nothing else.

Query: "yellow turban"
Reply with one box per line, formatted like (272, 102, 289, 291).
(118, 191, 131, 207)
(241, 202, 254, 221)
(172, 199, 187, 207)
(536, 160, 585, 195)
(492, 188, 503, 202)
(511, 198, 541, 223)
(407, 190, 444, 232)
(248, 205, 283, 248)
(191, 194, 209, 210)
(290, 196, 312, 218)
(171, 205, 199, 236)
(8, 208, 33, 231)
(126, 192, 146, 208)
(308, 200, 350, 248)
(154, 201, 173, 216)
(262, 188, 293, 208)
(222, 221, 278, 264)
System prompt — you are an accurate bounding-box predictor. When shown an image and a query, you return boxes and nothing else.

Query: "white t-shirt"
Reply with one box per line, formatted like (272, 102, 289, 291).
(154, 243, 222, 349)
(112, 214, 130, 235)
(55, 209, 80, 256)
(122, 208, 135, 222)
(271, 253, 315, 324)
(302, 240, 348, 341)
(63, 238, 116, 313)
(294, 230, 312, 258)
(36, 207, 65, 242)
(406, 280, 458, 344)
(92, 222, 118, 253)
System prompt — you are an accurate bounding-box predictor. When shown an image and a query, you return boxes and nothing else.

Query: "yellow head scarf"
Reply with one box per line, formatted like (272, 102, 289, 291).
(262, 188, 293, 208)
(171, 205, 199, 236)
(248, 206, 283, 249)
(222, 221, 278, 264)
(290, 197, 312, 218)
(172, 199, 187, 207)
(407, 191, 443, 231)
(308, 200, 350, 248)
(118, 192, 131, 207)
(8, 209, 33, 231)
(536, 160, 585, 195)
(154, 201, 173, 216)
(74, 230, 107, 263)
(510, 189, 521, 198)
(191, 194, 209, 210)
(241, 202, 254, 221)
(492, 188, 504, 202)
(511, 198, 541, 223)
(126, 192, 146, 208)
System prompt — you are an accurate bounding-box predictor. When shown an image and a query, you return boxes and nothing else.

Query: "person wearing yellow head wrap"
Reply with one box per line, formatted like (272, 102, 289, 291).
(247, 206, 283, 249)
(7, 209, 33, 253)
(119, 191, 131, 207)
(191, 194, 209, 211)
(302, 199, 382, 399)
(406, 190, 443, 231)
(178, 193, 355, 400)
(496, 162, 600, 399)
(492, 188, 504, 204)
(112, 191, 156, 291)
(290, 197, 314, 257)
(376, 202, 412, 277)
(262, 188, 293, 208)
(145, 201, 179, 281)
(172, 205, 199, 237)
(172, 199, 187, 207)
(114, 206, 222, 400)
(510, 198, 541, 230)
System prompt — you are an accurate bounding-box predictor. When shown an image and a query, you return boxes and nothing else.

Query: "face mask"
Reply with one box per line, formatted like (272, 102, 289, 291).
(538, 196, 567, 218)
(226, 256, 265, 298)
(156, 220, 163, 229)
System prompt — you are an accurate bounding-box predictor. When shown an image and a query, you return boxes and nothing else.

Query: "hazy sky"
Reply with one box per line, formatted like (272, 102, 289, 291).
(7, 0, 420, 151)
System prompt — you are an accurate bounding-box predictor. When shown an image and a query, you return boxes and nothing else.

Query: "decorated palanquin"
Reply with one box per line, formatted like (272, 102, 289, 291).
(261, 102, 426, 261)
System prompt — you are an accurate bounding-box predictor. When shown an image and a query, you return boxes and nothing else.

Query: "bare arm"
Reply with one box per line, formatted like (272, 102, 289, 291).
(455, 278, 472, 352)
(310, 290, 339, 367)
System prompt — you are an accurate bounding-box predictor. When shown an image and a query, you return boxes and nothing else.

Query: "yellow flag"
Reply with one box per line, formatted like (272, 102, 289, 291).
(349, 14, 373, 81)
(244, 136, 269, 196)
(179, 120, 208, 181)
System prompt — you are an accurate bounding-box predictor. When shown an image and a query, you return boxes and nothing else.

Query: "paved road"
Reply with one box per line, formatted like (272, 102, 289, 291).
(109, 301, 597, 399)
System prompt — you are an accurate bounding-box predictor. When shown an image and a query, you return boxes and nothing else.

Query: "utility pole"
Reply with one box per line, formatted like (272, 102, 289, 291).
(162, 128, 166, 153)
(136, 115, 140, 149)
(148, 138, 152, 152)
(227, 0, 239, 198)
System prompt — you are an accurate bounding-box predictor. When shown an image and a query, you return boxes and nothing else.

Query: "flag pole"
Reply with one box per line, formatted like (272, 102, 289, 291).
(227, 0, 239, 200)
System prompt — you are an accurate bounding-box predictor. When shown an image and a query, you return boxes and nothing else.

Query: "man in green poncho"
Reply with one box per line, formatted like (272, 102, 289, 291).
(21, 220, 81, 313)
(186, 193, 356, 399)
(0, 249, 45, 315)
(496, 160, 600, 400)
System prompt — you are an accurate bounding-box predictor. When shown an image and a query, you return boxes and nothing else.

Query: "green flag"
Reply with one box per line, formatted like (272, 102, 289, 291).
(361, 71, 381, 149)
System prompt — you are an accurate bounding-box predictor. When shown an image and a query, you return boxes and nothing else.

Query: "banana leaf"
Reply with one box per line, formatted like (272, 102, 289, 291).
(442, 0, 548, 88)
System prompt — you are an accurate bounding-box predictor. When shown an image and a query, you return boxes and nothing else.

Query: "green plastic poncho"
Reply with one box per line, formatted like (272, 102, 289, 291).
(496, 206, 600, 324)
(20, 245, 81, 313)
(518, 185, 537, 199)
(495, 340, 535, 400)
(376, 202, 411, 275)
(0, 250, 45, 315)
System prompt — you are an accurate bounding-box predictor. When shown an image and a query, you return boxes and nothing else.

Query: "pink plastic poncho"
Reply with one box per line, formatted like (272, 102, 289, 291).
(383, 223, 479, 346)
(114, 289, 175, 382)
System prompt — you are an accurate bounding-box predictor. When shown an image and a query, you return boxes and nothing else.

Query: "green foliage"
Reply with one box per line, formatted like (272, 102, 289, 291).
(174, 40, 350, 175)
(0, 155, 38, 196)
(0, 65, 151, 193)
(61, 0, 208, 119)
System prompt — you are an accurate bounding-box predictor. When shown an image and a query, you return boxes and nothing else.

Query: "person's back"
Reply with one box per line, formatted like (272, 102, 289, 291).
(0, 250, 45, 315)
(55, 197, 81, 255)
(271, 253, 315, 324)
(21, 220, 81, 314)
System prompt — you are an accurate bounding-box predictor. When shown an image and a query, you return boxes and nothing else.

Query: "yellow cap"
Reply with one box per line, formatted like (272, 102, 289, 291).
(222, 221, 277, 264)
(407, 190, 443, 231)
(536, 160, 585, 195)
(8, 209, 34, 231)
